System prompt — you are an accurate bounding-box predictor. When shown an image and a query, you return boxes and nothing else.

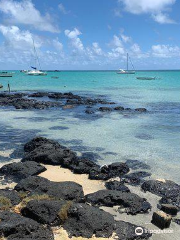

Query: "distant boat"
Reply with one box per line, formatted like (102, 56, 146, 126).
(27, 67, 47, 76)
(117, 53, 135, 74)
(26, 39, 47, 76)
(0, 72, 13, 77)
(136, 77, 155, 80)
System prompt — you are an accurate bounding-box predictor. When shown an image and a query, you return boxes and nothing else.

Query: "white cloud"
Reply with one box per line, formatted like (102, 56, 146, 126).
(108, 35, 125, 58)
(118, 0, 176, 24)
(58, 3, 69, 14)
(0, 25, 42, 50)
(0, 0, 59, 32)
(152, 12, 176, 24)
(65, 28, 84, 51)
(111, 35, 124, 48)
(152, 44, 180, 57)
(121, 34, 131, 43)
(53, 38, 63, 52)
(92, 42, 103, 55)
(131, 43, 141, 54)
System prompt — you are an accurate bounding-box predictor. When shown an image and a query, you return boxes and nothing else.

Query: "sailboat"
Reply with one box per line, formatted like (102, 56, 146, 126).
(117, 53, 135, 74)
(27, 40, 47, 76)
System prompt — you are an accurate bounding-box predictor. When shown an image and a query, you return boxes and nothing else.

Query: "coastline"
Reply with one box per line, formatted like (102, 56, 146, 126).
(0, 90, 180, 239)
(0, 136, 179, 239)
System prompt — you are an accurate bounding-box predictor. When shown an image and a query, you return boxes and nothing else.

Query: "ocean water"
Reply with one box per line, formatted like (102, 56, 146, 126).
(0, 70, 180, 183)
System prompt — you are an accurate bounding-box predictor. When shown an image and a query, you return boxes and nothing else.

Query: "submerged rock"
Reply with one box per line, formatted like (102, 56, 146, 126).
(63, 203, 114, 238)
(122, 171, 151, 186)
(125, 159, 151, 170)
(105, 181, 130, 192)
(0, 211, 54, 240)
(21, 199, 71, 226)
(99, 107, 112, 112)
(135, 108, 147, 112)
(142, 179, 180, 209)
(114, 106, 124, 111)
(85, 190, 151, 215)
(15, 176, 84, 202)
(0, 161, 46, 181)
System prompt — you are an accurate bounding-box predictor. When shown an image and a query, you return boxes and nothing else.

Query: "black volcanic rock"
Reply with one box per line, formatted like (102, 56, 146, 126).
(15, 176, 84, 202)
(89, 162, 129, 180)
(141, 180, 180, 199)
(21, 199, 70, 226)
(142, 179, 180, 209)
(135, 108, 147, 112)
(63, 156, 99, 174)
(99, 107, 112, 112)
(24, 137, 61, 153)
(122, 171, 151, 186)
(105, 181, 130, 192)
(114, 106, 124, 111)
(114, 220, 152, 240)
(63, 203, 114, 238)
(0, 161, 46, 181)
(0, 211, 54, 240)
(85, 190, 151, 215)
(22, 137, 76, 166)
(0, 189, 21, 207)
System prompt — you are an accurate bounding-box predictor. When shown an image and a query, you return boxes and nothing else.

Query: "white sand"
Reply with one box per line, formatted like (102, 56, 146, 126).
(40, 165, 106, 195)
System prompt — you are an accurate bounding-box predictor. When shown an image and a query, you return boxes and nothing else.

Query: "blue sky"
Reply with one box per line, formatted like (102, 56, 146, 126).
(0, 0, 180, 70)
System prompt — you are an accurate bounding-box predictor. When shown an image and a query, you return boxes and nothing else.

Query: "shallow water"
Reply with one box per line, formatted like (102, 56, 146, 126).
(0, 70, 180, 183)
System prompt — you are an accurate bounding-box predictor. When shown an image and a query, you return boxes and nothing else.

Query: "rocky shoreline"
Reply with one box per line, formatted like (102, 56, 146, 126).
(0, 136, 179, 240)
(0, 91, 147, 114)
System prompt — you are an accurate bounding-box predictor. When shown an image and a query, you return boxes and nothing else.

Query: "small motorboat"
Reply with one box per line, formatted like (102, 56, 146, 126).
(136, 77, 156, 80)
(0, 72, 13, 77)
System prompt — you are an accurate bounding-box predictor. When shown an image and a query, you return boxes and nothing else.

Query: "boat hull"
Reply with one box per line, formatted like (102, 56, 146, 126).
(136, 77, 155, 80)
(117, 71, 135, 74)
(0, 75, 13, 77)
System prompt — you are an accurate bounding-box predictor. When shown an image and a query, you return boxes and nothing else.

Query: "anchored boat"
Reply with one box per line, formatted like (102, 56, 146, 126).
(0, 72, 13, 77)
(136, 77, 155, 80)
(117, 53, 135, 74)
(26, 40, 47, 76)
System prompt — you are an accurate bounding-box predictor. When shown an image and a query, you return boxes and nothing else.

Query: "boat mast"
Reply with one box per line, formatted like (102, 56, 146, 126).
(32, 38, 41, 70)
(127, 53, 128, 72)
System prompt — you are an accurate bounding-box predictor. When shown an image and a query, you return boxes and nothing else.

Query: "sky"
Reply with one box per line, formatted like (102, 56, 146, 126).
(0, 0, 180, 70)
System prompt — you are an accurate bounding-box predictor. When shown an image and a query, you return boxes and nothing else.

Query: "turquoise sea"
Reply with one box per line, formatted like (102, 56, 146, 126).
(0, 70, 180, 183)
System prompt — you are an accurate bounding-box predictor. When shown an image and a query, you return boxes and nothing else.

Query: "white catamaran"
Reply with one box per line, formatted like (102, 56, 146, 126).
(117, 53, 135, 74)
(26, 40, 47, 76)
